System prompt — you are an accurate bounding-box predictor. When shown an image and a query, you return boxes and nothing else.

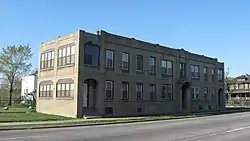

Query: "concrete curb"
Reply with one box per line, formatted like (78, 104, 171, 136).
(0, 109, 249, 131)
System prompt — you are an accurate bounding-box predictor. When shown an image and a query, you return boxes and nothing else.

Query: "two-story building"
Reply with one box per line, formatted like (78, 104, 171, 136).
(228, 74, 250, 100)
(37, 30, 225, 118)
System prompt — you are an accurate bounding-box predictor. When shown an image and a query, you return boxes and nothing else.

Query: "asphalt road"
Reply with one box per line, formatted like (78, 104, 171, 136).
(1, 112, 250, 141)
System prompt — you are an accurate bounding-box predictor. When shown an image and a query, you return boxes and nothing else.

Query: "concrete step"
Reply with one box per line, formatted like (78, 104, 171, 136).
(83, 116, 102, 119)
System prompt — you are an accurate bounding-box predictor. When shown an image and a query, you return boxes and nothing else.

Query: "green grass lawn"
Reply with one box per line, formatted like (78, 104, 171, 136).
(0, 105, 71, 123)
(0, 107, 30, 113)
(0, 112, 71, 123)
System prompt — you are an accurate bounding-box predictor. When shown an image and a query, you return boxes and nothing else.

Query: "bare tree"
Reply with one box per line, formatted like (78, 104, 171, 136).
(0, 45, 32, 105)
(225, 68, 236, 100)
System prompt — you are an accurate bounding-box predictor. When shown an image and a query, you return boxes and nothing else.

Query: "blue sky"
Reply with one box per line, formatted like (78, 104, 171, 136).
(0, 0, 249, 77)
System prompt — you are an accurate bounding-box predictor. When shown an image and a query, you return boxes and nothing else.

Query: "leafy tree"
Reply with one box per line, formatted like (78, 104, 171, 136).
(0, 45, 32, 105)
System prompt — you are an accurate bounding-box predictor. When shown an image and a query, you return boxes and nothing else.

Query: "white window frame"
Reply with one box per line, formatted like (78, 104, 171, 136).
(105, 81, 113, 99)
(121, 82, 129, 100)
(121, 52, 129, 70)
(161, 60, 167, 74)
(62, 47, 66, 57)
(136, 83, 143, 100)
(191, 87, 200, 100)
(194, 66, 200, 79)
(167, 61, 173, 75)
(218, 69, 223, 81)
(148, 57, 156, 73)
(150, 84, 156, 100)
(166, 85, 173, 99)
(105, 50, 114, 68)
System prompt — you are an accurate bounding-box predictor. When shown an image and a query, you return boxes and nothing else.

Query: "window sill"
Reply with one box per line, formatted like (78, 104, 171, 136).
(161, 74, 173, 77)
(192, 99, 200, 101)
(104, 98, 113, 101)
(191, 78, 200, 80)
(121, 99, 129, 101)
(40, 68, 54, 72)
(57, 64, 75, 69)
(84, 64, 100, 68)
(121, 69, 130, 73)
(56, 97, 74, 100)
(38, 97, 53, 100)
(136, 70, 144, 74)
(161, 98, 173, 100)
(149, 72, 156, 76)
(105, 68, 115, 71)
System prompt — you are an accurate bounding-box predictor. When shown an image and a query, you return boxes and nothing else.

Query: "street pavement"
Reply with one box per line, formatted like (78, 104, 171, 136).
(1, 112, 250, 141)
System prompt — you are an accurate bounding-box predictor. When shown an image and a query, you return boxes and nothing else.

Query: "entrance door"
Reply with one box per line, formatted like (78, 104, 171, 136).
(181, 86, 187, 110)
(181, 82, 190, 110)
(218, 88, 223, 108)
(83, 79, 98, 109)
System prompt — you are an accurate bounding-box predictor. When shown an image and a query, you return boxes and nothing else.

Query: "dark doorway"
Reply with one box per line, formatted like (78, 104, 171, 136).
(181, 82, 190, 110)
(84, 79, 98, 109)
(218, 88, 223, 108)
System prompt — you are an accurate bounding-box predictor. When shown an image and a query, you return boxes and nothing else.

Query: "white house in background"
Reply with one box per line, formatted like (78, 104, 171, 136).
(21, 70, 38, 102)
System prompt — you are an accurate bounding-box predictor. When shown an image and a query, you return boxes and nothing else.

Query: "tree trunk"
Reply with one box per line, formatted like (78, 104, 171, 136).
(8, 84, 13, 106)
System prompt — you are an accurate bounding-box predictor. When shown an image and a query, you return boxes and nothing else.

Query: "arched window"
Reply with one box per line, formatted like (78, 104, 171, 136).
(56, 78, 74, 98)
(39, 80, 53, 98)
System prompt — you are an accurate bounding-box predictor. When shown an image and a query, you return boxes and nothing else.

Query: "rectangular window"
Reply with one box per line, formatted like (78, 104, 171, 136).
(204, 87, 208, 100)
(57, 45, 75, 67)
(39, 83, 53, 97)
(191, 65, 200, 79)
(136, 83, 143, 100)
(180, 62, 186, 77)
(161, 84, 173, 100)
(106, 50, 114, 69)
(191, 87, 199, 100)
(239, 84, 244, 89)
(161, 60, 167, 75)
(121, 82, 129, 100)
(150, 84, 156, 100)
(56, 82, 74, 98)
(148, 57, 156, 74)
(245, 84, 248, 89)
(84, 44, 100, 66)
(204, 67, 208, 81)
(212, 68, 215, 82)
(167, 61, 173, 75)
(166, 85, 173, 100)
(218, 69, 223, 81)
(121, 53, 129, 70)
(161, 60, 173, 76)
(105, 81, 114, 100)
(40, 51, 55, 70)
(235, 84, 238, 89)
(136, 55, 143, 72)
(161, 84, 167, 99)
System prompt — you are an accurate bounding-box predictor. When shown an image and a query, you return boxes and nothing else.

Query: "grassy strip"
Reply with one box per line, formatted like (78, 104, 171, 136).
(0, 115, 192, 130)
(0, 112, 71, 123)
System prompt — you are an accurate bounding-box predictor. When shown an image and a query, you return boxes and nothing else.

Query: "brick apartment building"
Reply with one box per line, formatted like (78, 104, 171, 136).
(37, 30, 225, 118)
